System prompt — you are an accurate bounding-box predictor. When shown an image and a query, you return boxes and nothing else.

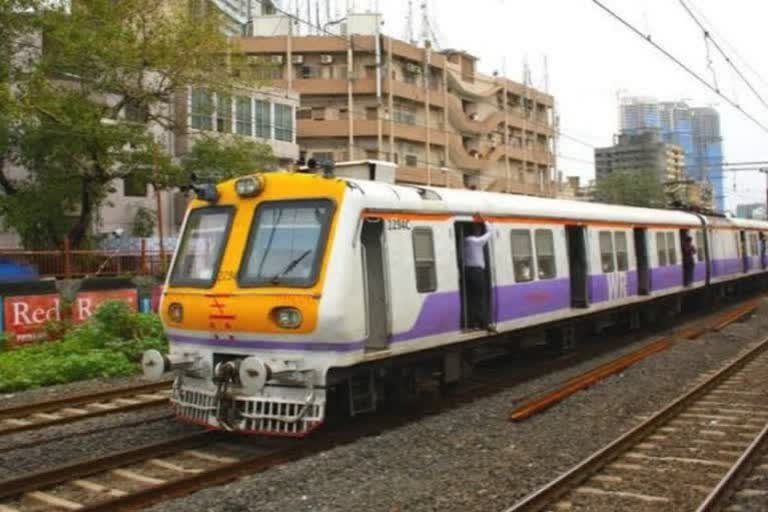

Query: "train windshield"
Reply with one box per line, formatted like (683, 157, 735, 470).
(240, 199, 335, 287)
(169, 207, 234, 287)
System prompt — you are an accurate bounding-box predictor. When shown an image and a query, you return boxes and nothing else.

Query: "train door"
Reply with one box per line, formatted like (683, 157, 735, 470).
(680, 229, 694, 287)
(761, 233, 767, 269)
(739, 231, 749, 272)
(361, 219, 389, 351)
(633, 228, 650, 295)
(566, 225, 589, 307)
(455, 221, 493, 330)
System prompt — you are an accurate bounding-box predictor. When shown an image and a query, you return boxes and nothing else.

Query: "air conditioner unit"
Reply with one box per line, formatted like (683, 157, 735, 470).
(320, 54, 334, 64)
(405, 63, 421, 74)
(271, 55, 284, 64)
(292, 54, 304, 64)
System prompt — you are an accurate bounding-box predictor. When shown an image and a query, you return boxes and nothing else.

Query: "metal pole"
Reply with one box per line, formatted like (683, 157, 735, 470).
(153, 142, 166, 272)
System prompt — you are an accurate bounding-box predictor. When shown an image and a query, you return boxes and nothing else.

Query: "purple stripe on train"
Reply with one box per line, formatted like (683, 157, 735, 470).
(650, 265, 682, 291)
(169, 334, 365, 352)
(712, 258, 742, 277)
(392, 279, 572, 343)
(495, 278, 571, 323)
(589, 271, 638, 303)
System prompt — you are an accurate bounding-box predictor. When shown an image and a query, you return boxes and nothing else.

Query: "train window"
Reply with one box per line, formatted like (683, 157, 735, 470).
(170, 206, 234, 288)
(535, 229, 556, 280)
(599, 231, 615, 273)
(750, 233, 759, 256)
(412, 228, 437, 292)
(656, 232, 668, 266)
(510, 229, 534, 282)
(614, 231, 628, 271)
(239, 199, 335, 288)
(666, 232, 677, 265)
(735, 232, 741, 258)
(695, 230, 705, 262)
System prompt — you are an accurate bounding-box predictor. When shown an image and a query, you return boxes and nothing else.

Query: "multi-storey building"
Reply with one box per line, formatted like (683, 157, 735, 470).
(240, 12, 556, 196)
(619, 97, 725, 211)
(595, 132, 685, 183)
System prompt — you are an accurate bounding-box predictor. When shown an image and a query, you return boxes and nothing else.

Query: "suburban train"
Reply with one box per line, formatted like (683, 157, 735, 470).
(141, 161, 768, 437)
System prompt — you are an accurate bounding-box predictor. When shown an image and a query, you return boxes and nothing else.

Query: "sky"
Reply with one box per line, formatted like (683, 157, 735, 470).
(284, 1, 768, 212)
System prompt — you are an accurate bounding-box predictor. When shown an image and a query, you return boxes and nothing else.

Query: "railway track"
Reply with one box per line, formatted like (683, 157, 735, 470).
(0, 382, 171, 437)
(504, 334, 768, 512)
(0, 431, 302, 512)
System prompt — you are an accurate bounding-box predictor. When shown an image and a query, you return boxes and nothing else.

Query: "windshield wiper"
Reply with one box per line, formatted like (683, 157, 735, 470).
(271, 249, 312, 284)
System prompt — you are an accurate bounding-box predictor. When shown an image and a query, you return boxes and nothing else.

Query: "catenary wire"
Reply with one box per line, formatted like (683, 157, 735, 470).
(591, 0, 768, 135)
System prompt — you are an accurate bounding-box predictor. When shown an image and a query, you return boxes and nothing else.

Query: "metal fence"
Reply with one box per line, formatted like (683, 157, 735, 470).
(0, 241, 172, 279)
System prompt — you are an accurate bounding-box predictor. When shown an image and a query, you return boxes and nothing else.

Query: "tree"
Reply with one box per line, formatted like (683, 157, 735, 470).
(593, 171, 667, 208)
(1, 0, 262, 249)
(180, 135, 278, 183)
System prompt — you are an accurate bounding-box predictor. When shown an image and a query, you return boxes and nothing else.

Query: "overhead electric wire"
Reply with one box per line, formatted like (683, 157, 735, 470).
(683, 1, 768, 92)
(677, 0, 768, 115)
(591, 0, 768, 135)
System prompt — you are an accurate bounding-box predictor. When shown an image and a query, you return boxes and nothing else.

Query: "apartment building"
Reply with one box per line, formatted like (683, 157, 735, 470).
(595, 132, 685, 184)
(240, 13, 556, 196)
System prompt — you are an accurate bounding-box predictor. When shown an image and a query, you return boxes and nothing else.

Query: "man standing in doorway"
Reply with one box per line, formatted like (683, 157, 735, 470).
(464, 214, 496, 333)
(682, 234, 696, 287)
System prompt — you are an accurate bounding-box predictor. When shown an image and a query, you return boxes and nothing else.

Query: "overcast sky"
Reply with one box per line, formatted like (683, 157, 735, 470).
(360, 0, 768, 212)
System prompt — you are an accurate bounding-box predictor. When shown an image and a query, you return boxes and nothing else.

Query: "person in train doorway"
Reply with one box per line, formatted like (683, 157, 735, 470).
(464, 214, 497, 334)
(682, 234, 696, 287)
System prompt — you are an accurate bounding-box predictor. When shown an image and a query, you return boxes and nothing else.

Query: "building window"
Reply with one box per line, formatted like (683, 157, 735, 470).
(599, 231, 615, 273)
(275, 104, 293, 142)
(510, 229, 534, 283)
(405, 154, 418, 167)
(412, 228, 437, 292)
(666, 232, 677, 265)
(190, 89, 213, 131)
(535, 229, 556, 279)
(255, 100, 271, 139)
(615, 231, 629, 271)
(656, 232, 668, 266)
(235, 96, 252, 136)
(216, 94, 232, 133)
(123, 175, 147, 197)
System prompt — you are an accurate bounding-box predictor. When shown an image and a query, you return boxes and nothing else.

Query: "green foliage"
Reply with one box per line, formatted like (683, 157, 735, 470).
(131, 206, 156, 238)
(1, 0, 264, 249)
(180, 135, 278, 183)
(0, 300, 167, 392)
(593, 171, 667, 208)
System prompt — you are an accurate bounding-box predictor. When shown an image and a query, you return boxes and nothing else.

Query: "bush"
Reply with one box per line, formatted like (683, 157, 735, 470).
(0, 299, 168, 392)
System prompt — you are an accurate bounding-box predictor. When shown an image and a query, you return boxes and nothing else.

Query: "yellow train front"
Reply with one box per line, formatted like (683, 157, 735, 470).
(142, 172, 358, 437)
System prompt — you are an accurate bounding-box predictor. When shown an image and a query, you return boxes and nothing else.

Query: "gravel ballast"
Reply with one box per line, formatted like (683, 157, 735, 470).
(142, 302, 768, 512)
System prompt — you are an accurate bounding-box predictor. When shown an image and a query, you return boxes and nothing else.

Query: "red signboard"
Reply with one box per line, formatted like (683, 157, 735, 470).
(4, 289, 138, 346)
(3, 293, 61, 345)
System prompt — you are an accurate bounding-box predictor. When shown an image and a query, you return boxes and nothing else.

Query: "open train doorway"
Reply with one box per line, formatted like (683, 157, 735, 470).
(739, 231, 749, 272)
(361, 218, 389, 351)
(566, 225, 589, 307)
(634, 228, 650, 295)
(455, 221, 493, 330)
(679, 229, 694, 287)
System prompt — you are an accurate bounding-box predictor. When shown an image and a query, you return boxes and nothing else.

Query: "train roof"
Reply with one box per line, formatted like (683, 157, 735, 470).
(348, 179, 704, 227)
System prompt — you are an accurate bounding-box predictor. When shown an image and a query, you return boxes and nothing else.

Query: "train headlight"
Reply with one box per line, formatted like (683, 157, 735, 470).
(273, 307, 302, 329)
(168, 302, 184, 323)
(235, 176, 264, 198)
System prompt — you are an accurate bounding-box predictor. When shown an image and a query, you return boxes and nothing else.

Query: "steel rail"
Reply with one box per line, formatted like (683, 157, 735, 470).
(0, 431, 213, 498)
(503, 334, 768, 512)
(0, 381, 171, 436)
(695, 422, 768, 512)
